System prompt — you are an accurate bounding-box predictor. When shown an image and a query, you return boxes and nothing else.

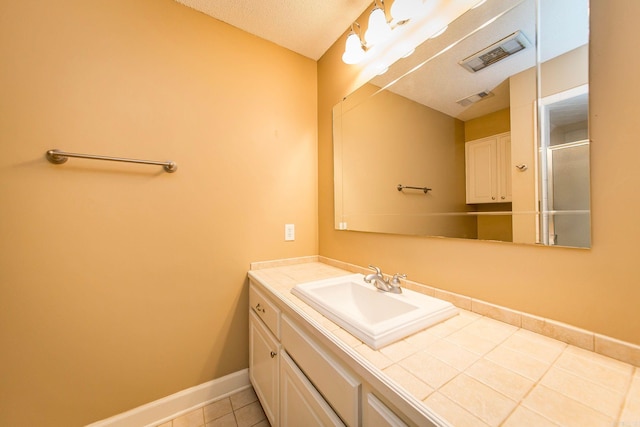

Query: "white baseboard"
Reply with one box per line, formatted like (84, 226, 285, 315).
(86, 369, 250, 427)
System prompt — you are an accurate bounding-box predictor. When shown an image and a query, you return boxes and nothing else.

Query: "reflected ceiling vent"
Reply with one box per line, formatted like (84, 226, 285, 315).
(459, 31, 530, 73)
(456, 90, 494, 107)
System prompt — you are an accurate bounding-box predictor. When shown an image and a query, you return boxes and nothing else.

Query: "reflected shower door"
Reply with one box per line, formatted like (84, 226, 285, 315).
(547, 141, 591, 247)
(539, 84, 591, 248)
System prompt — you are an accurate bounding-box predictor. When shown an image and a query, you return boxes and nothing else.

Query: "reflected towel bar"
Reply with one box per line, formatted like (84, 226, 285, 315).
(46, 149, 177, 173)
(397, 184, 431, 194)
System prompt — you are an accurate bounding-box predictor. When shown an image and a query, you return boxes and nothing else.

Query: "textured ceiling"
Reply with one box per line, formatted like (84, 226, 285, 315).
(174, 0, 373, 60)
(369, 0, 588, 120)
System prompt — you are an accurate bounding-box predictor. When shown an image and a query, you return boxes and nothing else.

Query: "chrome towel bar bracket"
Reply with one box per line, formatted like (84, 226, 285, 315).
(46, 149, 177, 173)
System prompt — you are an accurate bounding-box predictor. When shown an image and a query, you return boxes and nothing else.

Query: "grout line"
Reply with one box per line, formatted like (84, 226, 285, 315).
(231, 406, 239, 427)
(614, 366, 636, 424)
(496, 346, 565, 426)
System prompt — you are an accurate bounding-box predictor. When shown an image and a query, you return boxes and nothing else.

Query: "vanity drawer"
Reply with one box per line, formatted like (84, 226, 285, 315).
(281, 314, 360, 426)
(250, 284, 281, 338)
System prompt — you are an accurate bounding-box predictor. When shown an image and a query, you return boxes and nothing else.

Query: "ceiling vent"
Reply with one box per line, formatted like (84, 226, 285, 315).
(456, 90, 494, 107)
(459, 31, 530, 73)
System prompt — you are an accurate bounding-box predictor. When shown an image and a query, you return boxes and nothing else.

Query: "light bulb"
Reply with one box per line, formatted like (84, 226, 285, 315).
(430, 25, 448, 39)
(342, 32, 365, 64)
(390, 0, 421, 23)
(365, 7, 392, 46)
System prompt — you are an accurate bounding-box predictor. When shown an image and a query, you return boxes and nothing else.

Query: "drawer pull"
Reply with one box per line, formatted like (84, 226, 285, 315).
(270, 351, 277, 358)
(255, 303, 266, 313)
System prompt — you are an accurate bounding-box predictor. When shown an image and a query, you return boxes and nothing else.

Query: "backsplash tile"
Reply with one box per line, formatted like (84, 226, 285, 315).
(434, 289, 472, 310)
(249, 256, 318, 270)
(471, 299, 522, 328)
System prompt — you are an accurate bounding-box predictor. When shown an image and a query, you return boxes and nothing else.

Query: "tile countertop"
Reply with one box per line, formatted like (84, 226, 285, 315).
(248, 258, 640, 427)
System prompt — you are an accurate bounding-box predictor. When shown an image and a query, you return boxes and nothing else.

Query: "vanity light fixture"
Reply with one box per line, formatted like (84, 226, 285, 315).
(342, 23, 366, 64)
(376, 65, 389, 75)
(401, 47, 416, 58)
(390, 0, 422, 24)
(341, 0, 423, 65)
(364, 0, 392, 47)
(430, 25, 448, 39)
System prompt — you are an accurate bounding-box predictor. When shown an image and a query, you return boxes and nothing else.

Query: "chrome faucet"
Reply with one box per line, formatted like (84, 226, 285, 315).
(364, 265, 405, 294)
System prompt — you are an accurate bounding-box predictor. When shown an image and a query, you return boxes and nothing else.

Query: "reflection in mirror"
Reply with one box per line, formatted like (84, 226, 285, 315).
(333, 0, 590, 247)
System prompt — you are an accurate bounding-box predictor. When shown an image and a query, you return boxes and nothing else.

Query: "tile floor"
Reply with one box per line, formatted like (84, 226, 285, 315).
(155, 387, 270, 427)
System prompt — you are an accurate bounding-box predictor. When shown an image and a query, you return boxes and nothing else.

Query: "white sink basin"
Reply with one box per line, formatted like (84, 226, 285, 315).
(291, 274, 458, 349)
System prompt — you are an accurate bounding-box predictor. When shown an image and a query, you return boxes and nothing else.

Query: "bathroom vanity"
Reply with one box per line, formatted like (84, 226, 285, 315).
(249, 258, 640, 427)
(248, 260, 452, 427)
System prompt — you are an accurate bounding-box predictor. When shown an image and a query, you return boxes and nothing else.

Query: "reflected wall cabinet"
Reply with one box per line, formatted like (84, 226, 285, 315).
(465, 132, 512, 204)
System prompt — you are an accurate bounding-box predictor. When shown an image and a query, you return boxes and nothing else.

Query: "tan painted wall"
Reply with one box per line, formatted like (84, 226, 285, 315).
(464, 108, 511, 141)
(319, 0, 640, 347)
(0, 0, 317, 425)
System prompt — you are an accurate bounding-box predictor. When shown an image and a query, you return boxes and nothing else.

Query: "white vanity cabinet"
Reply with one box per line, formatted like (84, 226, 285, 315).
(465, 132, 512, 203)
(281, 315, 359, 426)
(249, 284, 281, 426)
(364, 392, 409, 427)
(249, 284, 348, 426)
(249, 280, 423, 427)
(249, 312, 279, 426)
(280, 351, 345, 426)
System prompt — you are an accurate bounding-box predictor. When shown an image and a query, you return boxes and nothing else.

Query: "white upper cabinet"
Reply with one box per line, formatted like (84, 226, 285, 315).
(466, 132, 512, 204)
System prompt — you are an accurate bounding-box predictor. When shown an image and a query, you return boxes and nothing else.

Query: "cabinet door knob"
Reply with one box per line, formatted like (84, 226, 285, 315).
(492, 196, 496, 200)
(255, 303, 265, 313)
(270, 351, 277, 358)
(501, 196, 505, 199)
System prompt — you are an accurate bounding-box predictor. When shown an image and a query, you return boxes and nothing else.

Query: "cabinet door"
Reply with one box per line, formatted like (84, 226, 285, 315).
(249, 311, 279, 426)
(466, 137, 498, 203)
(280, 351, 345, 427)
(497, 134, 512, 202)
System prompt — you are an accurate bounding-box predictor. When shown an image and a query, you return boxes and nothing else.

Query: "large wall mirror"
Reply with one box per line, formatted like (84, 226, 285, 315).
(333, 0, 590, 247)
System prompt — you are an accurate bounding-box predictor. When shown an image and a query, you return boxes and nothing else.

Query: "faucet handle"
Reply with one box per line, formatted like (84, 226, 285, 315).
(368, 265, 382, 275)
(391, 273, 406, 284)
